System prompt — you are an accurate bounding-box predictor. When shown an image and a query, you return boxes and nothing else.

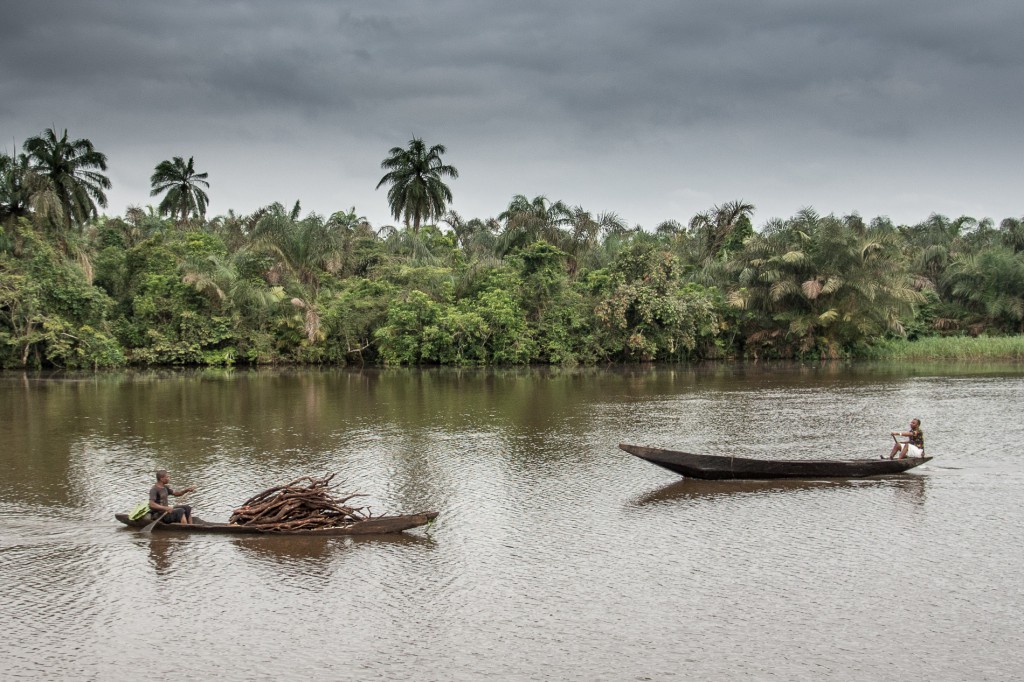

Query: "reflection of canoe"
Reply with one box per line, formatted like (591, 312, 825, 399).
(632, 477, 858, 505)
(115, 511, 438, 535)
(619, 443, 931, 480)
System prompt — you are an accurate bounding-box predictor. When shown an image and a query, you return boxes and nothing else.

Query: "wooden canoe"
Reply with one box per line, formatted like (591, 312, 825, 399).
(619, 443, 931, 480)
(115, 511, 438, 535)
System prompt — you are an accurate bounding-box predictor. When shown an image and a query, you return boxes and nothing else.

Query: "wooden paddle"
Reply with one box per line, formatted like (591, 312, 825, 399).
(141, 509, 169, 533)
(141, 493, 190, 533)
(887, 433, 900, 459)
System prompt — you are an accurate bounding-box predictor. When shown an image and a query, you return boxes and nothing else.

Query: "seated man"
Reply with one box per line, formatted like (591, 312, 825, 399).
(887, 418, 925, 459)
(149, 469, 196, 524)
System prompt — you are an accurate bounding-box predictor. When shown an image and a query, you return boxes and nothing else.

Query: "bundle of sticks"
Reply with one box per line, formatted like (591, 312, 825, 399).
(229, 473, 372, 531)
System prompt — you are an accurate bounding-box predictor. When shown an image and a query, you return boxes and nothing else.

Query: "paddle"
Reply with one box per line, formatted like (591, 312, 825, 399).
(141, 493, 190, 533)
(891, 433, 901, 457)
(141, 509, 169, 533)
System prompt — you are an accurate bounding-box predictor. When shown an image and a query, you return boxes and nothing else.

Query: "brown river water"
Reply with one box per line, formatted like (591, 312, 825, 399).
(1, 364, 1022, 681)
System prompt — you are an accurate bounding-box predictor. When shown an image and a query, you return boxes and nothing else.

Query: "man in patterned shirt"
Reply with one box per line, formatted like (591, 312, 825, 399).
(887, 418, 925, 459)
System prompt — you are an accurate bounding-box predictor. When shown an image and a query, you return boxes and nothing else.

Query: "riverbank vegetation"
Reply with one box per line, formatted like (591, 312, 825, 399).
(862, 336, 1024, 360)
(2, 128, 1022, 369)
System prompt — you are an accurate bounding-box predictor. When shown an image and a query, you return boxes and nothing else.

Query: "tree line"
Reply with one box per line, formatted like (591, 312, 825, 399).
(1, 128, 1022, 369)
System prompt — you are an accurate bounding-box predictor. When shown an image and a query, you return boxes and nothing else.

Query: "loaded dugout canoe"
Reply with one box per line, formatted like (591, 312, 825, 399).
(115, 511, 438, 535)
(619, 443, 931, 480)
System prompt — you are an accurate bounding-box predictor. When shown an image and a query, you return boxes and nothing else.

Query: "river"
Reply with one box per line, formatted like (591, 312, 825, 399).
(1, 363, 1022, 680)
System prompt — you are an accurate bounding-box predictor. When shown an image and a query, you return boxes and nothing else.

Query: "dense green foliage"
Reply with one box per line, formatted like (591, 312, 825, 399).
(1, 128, 1022, 368)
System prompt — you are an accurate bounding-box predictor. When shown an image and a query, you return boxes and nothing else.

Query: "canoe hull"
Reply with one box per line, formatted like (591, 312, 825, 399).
(115, 511, 438, 535)
(619, 443, 931, 480)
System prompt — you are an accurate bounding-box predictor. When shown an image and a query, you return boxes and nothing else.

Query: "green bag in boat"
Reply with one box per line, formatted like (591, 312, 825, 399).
(128, 503, 151, 521)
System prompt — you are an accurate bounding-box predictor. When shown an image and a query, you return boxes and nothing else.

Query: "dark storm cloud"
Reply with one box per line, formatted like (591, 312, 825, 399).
(2, 0, 1023, 226)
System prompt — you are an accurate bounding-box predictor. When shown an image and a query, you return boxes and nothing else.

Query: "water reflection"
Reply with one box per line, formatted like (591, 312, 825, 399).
(631, 474, 927, 506)
(136, 529, 436, 576)
(230, 533, 434, 565)
(144, 537, 179, 575)
(890, 474, 928, 507)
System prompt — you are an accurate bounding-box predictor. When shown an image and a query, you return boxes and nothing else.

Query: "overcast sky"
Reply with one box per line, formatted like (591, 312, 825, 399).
(3, 0, 1022, 230)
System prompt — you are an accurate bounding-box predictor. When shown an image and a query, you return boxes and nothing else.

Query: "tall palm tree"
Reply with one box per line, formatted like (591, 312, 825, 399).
(150, 156, 210, 226)
(376, 137, 458, 233)
(23, 128, 111, 232)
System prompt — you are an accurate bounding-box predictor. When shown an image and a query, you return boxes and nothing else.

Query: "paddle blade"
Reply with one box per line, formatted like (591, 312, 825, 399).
(141, 512, 166, 533)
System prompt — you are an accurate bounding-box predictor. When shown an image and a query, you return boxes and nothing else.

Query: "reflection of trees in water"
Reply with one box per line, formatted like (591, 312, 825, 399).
(1, 373, 78, 505)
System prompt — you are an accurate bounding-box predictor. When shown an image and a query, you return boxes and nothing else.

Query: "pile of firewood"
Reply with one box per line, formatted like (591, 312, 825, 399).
(229, 473, 373, 531)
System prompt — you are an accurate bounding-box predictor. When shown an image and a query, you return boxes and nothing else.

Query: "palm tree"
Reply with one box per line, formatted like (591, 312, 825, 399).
(376, 137, 458, 233)
(23, 128, 111, 232)
(655, 219, 683, 237)
(902, 214, 974, 292)
(441, 210, 499, 250)
(150, 156, 210, 225)
(687, 200, 755, 263)
(1000, 217, 1024, 254)
(0, 151, 37, 223)
(563, 207, 628, 275)
(179, 249, 284, 321)
(496, 194, 572, 256)
(943, 247, 1024, 333)
(326, 207, 376, 277)
(250, 203, 356, 342)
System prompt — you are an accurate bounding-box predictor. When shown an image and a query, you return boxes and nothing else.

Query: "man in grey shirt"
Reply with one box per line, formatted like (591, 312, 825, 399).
(149, 470, 196, 524)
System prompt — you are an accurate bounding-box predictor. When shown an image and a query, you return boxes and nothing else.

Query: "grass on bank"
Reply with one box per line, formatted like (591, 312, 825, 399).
(864, 335, 1024, 360)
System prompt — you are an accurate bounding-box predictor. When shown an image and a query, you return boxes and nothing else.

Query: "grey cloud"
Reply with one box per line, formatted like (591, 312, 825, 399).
(2, 0, 1022, 227)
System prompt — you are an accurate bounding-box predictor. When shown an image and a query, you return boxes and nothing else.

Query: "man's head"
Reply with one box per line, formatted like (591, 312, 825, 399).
(911, 419, 921, 429)
(155, 469, 169, 484)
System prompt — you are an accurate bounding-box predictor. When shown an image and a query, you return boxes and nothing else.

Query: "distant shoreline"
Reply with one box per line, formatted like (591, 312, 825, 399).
(1, 335, 1021, 374)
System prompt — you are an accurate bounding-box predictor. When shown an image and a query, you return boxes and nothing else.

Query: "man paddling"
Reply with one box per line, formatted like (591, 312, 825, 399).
(149, 470, 196, 524)
(887, 418, 925, 459)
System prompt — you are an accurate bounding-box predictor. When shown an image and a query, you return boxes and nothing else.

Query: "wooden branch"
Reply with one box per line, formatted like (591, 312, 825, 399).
(230, 474, 373, 530)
